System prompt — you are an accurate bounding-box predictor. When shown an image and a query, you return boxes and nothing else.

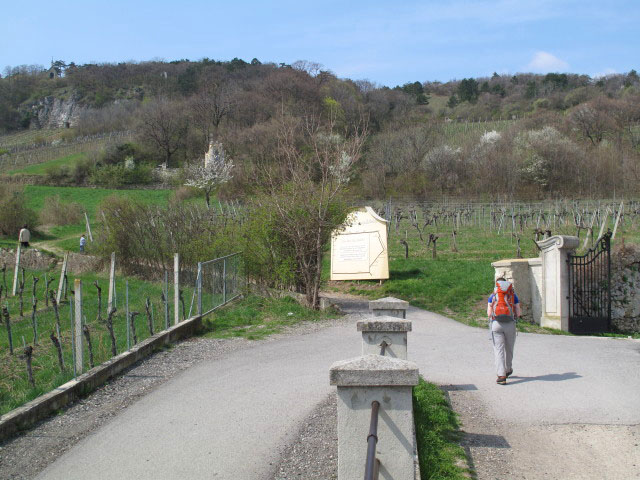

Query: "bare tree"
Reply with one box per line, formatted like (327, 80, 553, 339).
(139, 97, 188, 167)
(191, 82, 234, 145)
(257, 111, 367, 308)
(569, 99, 615, 145)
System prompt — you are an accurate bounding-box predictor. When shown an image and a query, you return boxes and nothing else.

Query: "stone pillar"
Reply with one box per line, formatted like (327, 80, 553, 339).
(492, 258, 532, 320)
(369, 297, 409, 319)
(491, 257, 543, 325)
(357, 316, 412, 359)
(330, 355, 419, 480)
(537, 235, 579, 331)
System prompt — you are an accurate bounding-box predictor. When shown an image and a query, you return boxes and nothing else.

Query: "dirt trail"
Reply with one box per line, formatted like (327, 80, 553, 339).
(30, 226, 79, 257)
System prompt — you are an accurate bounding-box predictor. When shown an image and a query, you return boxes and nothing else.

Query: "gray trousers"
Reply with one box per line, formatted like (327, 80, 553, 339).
(491, 319, 516, 377)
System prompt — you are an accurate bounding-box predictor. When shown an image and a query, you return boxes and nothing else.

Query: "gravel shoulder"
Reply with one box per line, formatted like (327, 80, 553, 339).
(0, 316, 353, 480)
(273, 394, 338, 480)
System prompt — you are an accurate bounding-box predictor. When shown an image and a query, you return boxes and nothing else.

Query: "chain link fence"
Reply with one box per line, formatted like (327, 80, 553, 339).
(197, 253, 244, 316)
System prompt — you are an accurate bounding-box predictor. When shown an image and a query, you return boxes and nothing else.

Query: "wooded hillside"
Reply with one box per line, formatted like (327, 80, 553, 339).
(1, 58, 639, 198)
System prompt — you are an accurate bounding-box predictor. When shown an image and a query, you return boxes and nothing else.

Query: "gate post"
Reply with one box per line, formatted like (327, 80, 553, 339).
(537, 235, 579, 331)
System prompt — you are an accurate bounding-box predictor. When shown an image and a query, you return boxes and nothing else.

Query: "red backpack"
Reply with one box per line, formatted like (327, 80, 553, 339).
(492, 280, 515, 318)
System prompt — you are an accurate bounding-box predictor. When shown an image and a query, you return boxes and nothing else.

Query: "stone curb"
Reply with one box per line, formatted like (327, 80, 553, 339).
(0, 315, 203, 442)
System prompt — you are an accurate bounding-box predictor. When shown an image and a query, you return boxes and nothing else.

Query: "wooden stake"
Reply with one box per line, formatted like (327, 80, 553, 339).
(56, 253, 68, 305)
(597, 208, 610, 240)
(612, 201, 624, 239)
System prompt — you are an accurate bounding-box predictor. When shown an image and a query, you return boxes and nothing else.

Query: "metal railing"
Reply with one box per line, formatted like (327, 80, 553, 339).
(196, 253, 243, 316)
(364, 340, 391, 479)
(365, 400, 381, 480)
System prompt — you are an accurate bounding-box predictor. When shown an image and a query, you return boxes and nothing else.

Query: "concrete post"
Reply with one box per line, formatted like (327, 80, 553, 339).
(369, 297, 409, 319)
(197, 262, 202, 315)
(357, 316, 412, 359)
(11, 244, 21, 296)
(84, 212, 93, 242)
(330, 354, 419, 480)
(537, 235, 579, 331)
(74, 279, 84, 375)
(174, 253, 180, 325)
(56, 253, 68, 305)
(107, 252, 115, 315)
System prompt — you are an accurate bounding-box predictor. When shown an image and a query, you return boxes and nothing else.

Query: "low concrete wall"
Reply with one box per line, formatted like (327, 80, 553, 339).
(0, 315, 203, 442)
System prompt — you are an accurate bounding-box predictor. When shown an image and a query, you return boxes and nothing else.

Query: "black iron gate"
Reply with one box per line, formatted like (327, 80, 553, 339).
(567, 232, 611, 334)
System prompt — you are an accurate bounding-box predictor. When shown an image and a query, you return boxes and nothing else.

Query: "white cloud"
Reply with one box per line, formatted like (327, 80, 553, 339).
(593, 68, 617, 79)
(526, 51, 569, 73)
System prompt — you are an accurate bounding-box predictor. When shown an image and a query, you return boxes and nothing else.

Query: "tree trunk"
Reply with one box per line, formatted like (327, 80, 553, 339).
(50, 332, 65, 371)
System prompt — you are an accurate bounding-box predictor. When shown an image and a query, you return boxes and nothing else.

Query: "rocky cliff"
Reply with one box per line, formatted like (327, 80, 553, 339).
(28, 91, 88, 129)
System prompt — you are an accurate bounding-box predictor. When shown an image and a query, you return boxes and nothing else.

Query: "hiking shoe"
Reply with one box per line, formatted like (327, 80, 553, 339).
(496, 376, 507, 385)
(506, 369, 513, 378)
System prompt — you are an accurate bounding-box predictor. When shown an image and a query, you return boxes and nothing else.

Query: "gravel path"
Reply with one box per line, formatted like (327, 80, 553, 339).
(273, 394, 337, 480)
(0, 316, 353, 480)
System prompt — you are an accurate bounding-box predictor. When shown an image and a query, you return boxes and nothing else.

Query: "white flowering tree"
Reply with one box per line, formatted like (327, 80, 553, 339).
(184, 142, 234, 208)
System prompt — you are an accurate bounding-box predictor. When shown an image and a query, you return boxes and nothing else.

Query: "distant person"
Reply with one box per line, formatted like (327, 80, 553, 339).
(79, 234, 86, 253)
(18, 224, 30, 248)
(487, 277, 521, 385)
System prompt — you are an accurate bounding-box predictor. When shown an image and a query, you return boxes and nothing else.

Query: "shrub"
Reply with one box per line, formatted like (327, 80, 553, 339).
(101, 142, 150, 166)
(0, 186, 39, 237)
(89, 164, 126, 186)
(96, 196, 239, 273)
(170, 186, 202, 203)
(39, 195, 83, 226)
(241, 201, 297, 290)
(89, 163, 152, 186)
(44, 164, 71, 184)
(72, 158, 94, 184)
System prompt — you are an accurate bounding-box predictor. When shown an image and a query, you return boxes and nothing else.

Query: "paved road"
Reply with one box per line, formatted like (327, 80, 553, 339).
(37, 299, 640, 479)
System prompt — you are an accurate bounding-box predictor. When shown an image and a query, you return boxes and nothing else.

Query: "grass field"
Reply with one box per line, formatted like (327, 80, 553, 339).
(24, 185, 173, 218)
(201, 294, 337, 340)
(0, 186, 175, 252)
(9, 152, 88, 175)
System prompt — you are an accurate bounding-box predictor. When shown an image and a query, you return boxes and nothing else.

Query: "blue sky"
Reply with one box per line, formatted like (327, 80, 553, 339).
(1, 0, 638, 86)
